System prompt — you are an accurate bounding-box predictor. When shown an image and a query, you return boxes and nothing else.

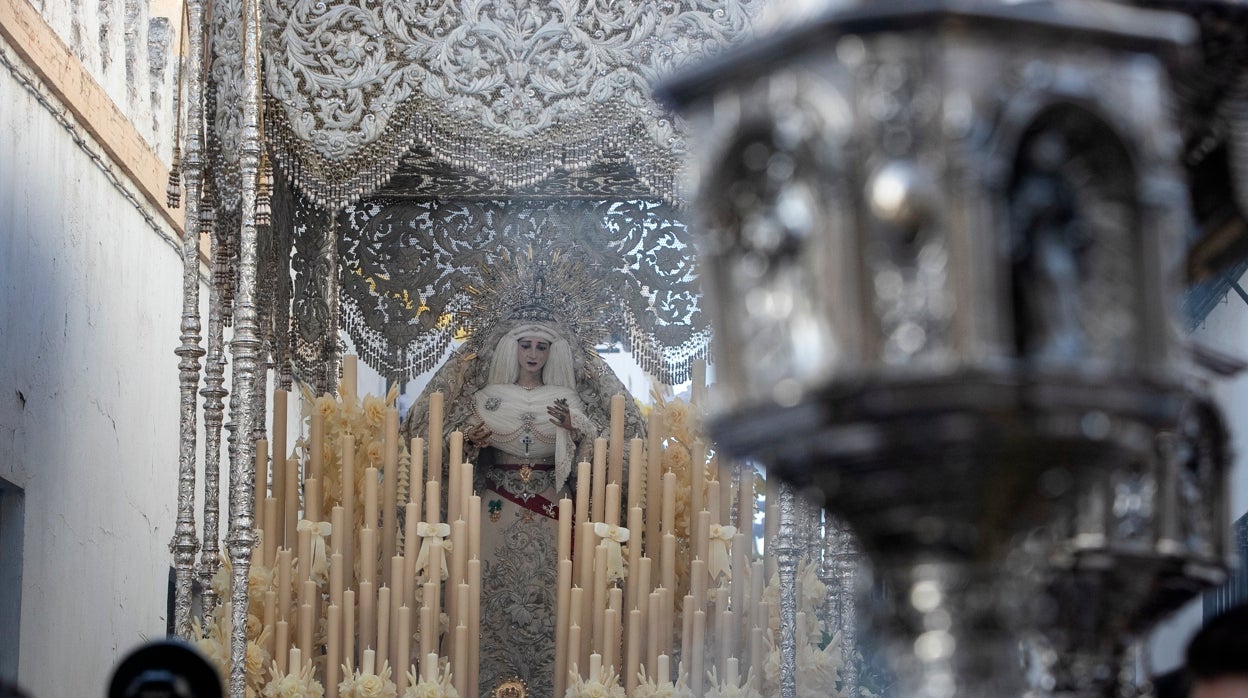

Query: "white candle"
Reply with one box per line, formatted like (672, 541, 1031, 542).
(469, 558, 482, 698)
(590, 652, 603, 683)
(287, 647, 301, 679)
(555, 559, 572, 698)
(662, 472, 676, 534)
(454, 623, 468, 697)
(409, 437, 425, 506)
(645, 410, 663, 558)
(284, 458, 299, 553)
(263, 497, 278, 568)
(298, 601, 314, 663)
(603, 607, 618, 679)
(342, 437, 356, 588)
(419, 600, 435, 664)
(397, 606, 412, 695)
(604, 483, 621, 528)
(305, 478, 321, 529)
(691, 610, 706, 697)
(647, 591, 662, 676)
(341, 354, 357, 399)
(625, 608, 642, 695)
(255, 439, 268, 536)
(277, 549, 293, 622)
(591, 444, 607, 524)
(272, 390, 288, 548)
(428, 392, 444, 488)
(360, 528, 378, 586)
(364, 466, 379, 530)
(657, 653, 670, 686)
(692, 440, 705, 521)
(310, 410, 324, 483)
(608, 394, 625, 486)
(377, 586, 391, 670)
(363, 648, 376, 676)
(360, 581, 375, 652)
(448, 430, 463, 525)
(327, 603, 341, 698)
(383, 408, 400, 580)
(422, 652, 437, 684)
(567, 624, 583, 682)
(592, 544, 608, 655)
(344, 590, 356, 672)
(391, 557, 405, 666)
(275, 619, 289, 675)
(627, 438, 644, 510)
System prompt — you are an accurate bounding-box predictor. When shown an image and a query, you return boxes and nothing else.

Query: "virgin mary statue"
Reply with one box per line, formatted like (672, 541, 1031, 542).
(402, 249, 646, 697)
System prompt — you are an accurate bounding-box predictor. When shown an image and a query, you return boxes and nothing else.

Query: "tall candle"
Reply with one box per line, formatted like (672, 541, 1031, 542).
(263, 591, 277, 659)
(383, 408, 400, 580)
(625, 608, 642, 696)
(608, 394, 625, 486)
(275, 620, 290, 675)
(342, 435, 356, 587)
(575, 461, 591, 529)
(364, 466, 379, 530)
(591, 444, 607, 524)
(284, 458, 299, 552)
(696, 510, 711, 572)
(603, 607, 619, 677)
(327, 603, 341, 698)
(662, 472, 676, 534)
(691, 359, 707, 407)
(661, 533, 676, 601)
(554, 559, 572, 698)
(449, 519, 467, 622)
(360, 528, 378, 585)
(305, 478, 321, 526)
(647, 591, 662, 677)
(299, 601, 314, 662)
(263, 497, 278, 567)
(331, 506, 345, 555)
(625, 507, 643, 614)
(377, 586, 391, 667)
(558, 499, 573, 563)
(721, 609, 736, 671)
(277, 549, 293, 622)
(681, 595, 694, 679)
(692, 558, 708, 611)
(428, 392, 444, 488)
(409, 437, 425, 505)
(691, 610, 706, 697)
(592, 544, 608, 655)
(391, 556, 406, 664)
(627, 438, 644, 510)
(426, 479, 441, 526)
(310, 409, 324, 483)
(459, 461, 473, 523)
(645, 410, 663, 558)
(468, 493, 481, 563)
(604, 483, 621, 528)
(469, 558, 482, 698)
(569, 587, 585, 677)
(360, 581, 375, 652)
(331, 551, 345, 609)
(750, 627, 766, 691)
(567, 624, 583, 682)
(578, 522, 594, 625)
(419, 598, 434, 662)
(706, 479, 720, 528)
(448, 430, 463, 525)
(692, 440, 705, 520)
(344, 590, 356, 672)
(272, 389, 288, 547)
(403, 503, 419, 607)
(454, 624, 468, 698)
(636, 557, 652, 612)
(397, 606, 412, 695)
(718, 458, 733, 526)
(341, 354, 357, 399)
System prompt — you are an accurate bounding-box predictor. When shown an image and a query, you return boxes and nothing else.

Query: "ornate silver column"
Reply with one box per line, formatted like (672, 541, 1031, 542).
(774, 483, 802, 698)
(169, 0, 208, 640)
(224, 0, 264, 689)
(199, 188, 227, 622)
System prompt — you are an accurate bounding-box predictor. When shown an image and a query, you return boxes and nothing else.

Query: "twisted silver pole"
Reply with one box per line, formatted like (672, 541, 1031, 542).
(200, 261, 227, 623)
(169, 0, 207, 637)
(225, 0, 263, 688)
(776, 482, 801, 698)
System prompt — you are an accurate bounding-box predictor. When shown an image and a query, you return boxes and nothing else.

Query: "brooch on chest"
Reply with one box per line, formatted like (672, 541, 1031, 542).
(484, 396, 501, 411)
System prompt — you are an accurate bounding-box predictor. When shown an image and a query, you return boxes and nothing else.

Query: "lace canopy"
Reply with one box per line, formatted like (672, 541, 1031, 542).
(209, 0, 764, 387)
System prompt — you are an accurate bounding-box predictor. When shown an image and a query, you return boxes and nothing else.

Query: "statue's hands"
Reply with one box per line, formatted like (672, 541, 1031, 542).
(467, 423, 492, 448)
(548, 398, 573, 431)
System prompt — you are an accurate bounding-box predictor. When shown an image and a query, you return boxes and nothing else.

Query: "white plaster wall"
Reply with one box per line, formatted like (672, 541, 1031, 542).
(0, 62, 202, 696)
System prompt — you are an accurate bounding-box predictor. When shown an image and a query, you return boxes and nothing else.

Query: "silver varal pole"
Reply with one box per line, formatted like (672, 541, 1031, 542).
(169, 0, 207, 641)
(776, 482, 801, 698)
(225, 0, 263, 689)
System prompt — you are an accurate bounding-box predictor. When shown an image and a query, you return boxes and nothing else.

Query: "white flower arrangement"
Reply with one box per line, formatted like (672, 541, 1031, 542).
(339, 657, 398, 698)
(705, 665, 764, 698)
(564, 664, 626, 698)
(633, 666, 694, 698)
(263, 657, 325, 698)
(401, 662, 459, 698)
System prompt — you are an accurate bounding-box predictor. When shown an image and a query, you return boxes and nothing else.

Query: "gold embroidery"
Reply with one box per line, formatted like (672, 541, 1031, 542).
(493, 677, 527, 698)
(519, 464, 533, 483)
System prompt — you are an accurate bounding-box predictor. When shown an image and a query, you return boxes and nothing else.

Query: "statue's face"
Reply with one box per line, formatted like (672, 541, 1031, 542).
(516, 337, 551, 376)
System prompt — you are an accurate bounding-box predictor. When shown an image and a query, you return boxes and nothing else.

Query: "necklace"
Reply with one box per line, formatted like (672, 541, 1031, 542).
(515, 382, 541, 391)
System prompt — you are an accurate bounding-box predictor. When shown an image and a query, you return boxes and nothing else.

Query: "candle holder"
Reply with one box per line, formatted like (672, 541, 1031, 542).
(659, 1, 1235, 695)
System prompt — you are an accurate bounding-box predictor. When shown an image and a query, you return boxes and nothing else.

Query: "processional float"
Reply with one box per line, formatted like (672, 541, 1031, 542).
(169, 0, 1248, 694)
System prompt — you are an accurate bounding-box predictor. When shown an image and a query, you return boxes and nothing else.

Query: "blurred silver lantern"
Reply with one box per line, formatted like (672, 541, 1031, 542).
(659, 0, 1236, 695)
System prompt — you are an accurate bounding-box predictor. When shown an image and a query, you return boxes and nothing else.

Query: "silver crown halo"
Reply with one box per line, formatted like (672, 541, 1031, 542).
(462, 246, 610, 373)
